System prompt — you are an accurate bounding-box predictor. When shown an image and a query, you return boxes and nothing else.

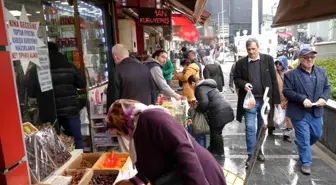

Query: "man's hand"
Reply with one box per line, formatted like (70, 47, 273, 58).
(316, 98, 327, 107)
(303, 99, 313, 108)
(115, 180, 133, 185)
(244, 83, 253, 92)
(230, 87, 235, 93)
(175, 94, 182, 100)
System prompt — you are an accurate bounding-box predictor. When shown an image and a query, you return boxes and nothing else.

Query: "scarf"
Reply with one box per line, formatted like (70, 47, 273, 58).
(119, 102, 170, 164)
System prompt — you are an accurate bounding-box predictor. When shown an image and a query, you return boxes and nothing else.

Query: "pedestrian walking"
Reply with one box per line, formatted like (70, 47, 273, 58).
(283, 48, 330, 175)
(275, 57, 294, 143)
(203, 50, 225, 92)
(107, 44, 155, 108)
(229, 63, 236, 93)
(189, 76, 234, 158)
(234, 38, 281, 167)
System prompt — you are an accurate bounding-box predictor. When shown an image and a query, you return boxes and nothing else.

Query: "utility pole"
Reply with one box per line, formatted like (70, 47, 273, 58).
(221, 0, 224, 41)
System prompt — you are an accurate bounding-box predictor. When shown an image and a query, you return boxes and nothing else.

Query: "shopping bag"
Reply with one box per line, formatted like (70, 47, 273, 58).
(273, 105, 286, 129)
(192, 112, 210, 135)
(243, 91, 256, 109)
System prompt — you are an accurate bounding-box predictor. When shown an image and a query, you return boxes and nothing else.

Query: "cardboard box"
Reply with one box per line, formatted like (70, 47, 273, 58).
(80, 169, 123, 185)
(67, 153, 103, 170)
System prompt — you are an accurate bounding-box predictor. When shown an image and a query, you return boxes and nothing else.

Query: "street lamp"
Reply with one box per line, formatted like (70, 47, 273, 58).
(217, 10, 226, 37)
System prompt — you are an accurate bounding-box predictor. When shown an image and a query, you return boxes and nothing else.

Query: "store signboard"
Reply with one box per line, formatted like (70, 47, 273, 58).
(4, 6, 45, 66)
(138, 8, 171, 26)
(37, 48, 53, 92)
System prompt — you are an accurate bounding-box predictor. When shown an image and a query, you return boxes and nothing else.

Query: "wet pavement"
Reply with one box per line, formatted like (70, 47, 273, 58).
(214, 61, 336, 185)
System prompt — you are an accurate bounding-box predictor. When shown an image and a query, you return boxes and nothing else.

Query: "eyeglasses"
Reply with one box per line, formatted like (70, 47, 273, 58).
(301, 56, 316, 60)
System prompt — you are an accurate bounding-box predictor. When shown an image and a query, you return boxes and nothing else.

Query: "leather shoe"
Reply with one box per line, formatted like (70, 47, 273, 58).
(268, 128, 275, 135)
(283, 135, 292, 143)
(301, 166, 311, 175)
(257, 152, 265, 162)
(245, 156, 252, 168)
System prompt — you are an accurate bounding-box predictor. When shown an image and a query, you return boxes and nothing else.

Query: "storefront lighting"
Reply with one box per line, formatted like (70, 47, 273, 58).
(36, 11, 40, 14)
(61, 2, 68, 5)
(9, 10, 31, 16)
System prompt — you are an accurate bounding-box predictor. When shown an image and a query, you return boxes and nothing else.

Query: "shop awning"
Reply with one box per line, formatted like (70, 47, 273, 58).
(172, 14, 199, 42)
(165, 0, 209, 25)
(272, 0, 336, 27)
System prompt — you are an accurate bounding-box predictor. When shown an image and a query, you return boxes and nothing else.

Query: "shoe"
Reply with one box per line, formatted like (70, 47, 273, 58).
(257, 152, 265, 162)
(245, 156, 252, 168)
(268, 128, 275, 135)
(212, 152, 225, 158)
(301, 166, 311, 175)
(283, 135, 293, 143)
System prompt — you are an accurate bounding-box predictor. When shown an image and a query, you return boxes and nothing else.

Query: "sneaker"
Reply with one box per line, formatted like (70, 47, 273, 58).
(301, 166, 311, 175)
(257, 152, 265, 162)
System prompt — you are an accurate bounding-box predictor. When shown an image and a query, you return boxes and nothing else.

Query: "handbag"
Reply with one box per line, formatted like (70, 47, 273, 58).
(153, 130, 196, 185)
(192, 112, 210, 135)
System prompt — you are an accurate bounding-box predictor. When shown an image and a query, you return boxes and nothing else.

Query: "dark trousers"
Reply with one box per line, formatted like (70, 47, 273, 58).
(208, 125, 225, 155)
(59, 116, 84, 149)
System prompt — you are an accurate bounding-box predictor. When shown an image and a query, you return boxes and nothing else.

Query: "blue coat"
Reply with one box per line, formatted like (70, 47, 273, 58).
(283, 66, 330, 120)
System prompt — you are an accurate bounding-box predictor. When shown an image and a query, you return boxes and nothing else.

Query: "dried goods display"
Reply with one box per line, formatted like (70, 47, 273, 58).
(80, 160, 93, 168)
(36, 127, 71, 167)
(59, 134, 75, 152)
(35, 138, 57, 181)
(89, 173, 118, 185)
(62, 171, 85, 185)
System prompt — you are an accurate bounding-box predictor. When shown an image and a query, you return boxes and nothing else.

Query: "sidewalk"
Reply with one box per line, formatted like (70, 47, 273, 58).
(217, 62, 336, 185)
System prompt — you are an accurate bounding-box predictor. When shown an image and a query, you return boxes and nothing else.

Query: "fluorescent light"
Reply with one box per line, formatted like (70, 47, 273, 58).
(9, 10, 21, 16)
(61, 2, 68, 5)
(9, 10, 31, 16)
(36, 11, 40, 14)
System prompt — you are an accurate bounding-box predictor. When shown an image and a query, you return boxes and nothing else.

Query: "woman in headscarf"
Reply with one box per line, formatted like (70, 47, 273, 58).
(275, 57, 294, 142)
(107, 99, 226, 185)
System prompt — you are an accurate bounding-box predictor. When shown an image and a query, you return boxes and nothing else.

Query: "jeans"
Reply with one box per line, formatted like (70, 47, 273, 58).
(59, 116, 85, 149)
(244, 99, 264, 156)
(291, 112, 323, 166)
(208, 125, 225, 155)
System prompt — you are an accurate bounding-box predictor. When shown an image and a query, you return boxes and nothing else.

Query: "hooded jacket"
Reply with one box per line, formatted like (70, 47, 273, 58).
(195, 79, 234, 127)
(177, 63, 200, 101)
(145, 58, 179, 101)
(203, 62, 225, 92)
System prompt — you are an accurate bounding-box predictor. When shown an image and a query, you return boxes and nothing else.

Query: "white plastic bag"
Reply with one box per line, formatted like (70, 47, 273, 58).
(273, 105, 286, 129)
(192, 112, 210, 135)
(243, 91, 256, 109)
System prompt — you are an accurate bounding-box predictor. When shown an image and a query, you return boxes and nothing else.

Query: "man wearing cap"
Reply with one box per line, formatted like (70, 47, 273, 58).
(283, 48, 330, 175)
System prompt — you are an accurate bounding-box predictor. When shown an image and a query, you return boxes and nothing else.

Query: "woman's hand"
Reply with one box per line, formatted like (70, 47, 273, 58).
(115, 180, 133, 185)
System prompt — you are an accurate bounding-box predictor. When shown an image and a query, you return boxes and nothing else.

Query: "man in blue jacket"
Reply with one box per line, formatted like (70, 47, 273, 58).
(283, 48, 330, 175)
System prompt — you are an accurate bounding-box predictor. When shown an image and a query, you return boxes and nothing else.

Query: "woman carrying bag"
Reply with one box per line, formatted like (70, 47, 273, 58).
(189, 76, 234, 158)
(108, 99, 226, 185)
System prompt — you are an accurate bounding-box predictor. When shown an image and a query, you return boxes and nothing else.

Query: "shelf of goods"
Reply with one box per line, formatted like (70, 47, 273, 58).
(86, 83, 119, 152)
(36, 151, 137, 185)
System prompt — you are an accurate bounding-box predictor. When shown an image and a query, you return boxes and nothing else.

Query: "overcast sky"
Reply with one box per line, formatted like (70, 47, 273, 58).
(263, 0, 278, 15)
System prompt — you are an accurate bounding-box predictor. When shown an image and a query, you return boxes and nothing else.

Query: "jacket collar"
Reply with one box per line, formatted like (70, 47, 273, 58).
(248, 54, 260, 63)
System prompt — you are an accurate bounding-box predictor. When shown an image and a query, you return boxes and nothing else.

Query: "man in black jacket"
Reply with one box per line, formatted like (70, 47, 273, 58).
(27, 42, 86, 149)
(234, 38, 280, 167)
(107, 44, 154, 109)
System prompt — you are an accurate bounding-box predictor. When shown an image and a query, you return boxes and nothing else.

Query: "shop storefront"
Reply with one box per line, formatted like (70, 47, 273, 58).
(0, 0, 212, 184)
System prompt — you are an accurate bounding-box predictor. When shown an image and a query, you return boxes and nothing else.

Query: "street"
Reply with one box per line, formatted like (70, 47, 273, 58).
(216, 61, 336, 185)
